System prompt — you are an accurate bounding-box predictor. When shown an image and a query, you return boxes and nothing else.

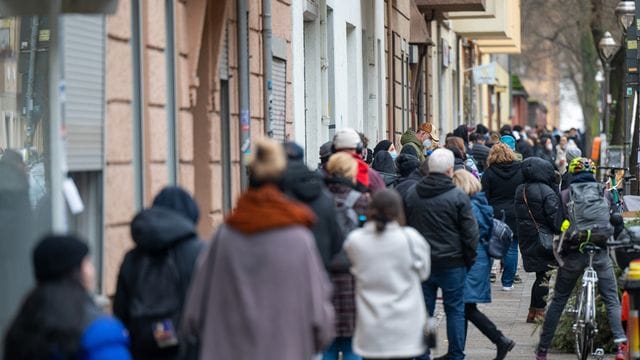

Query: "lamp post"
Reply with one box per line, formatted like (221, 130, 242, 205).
(616, 0, 636, 193)
(598, 31, 618, 135)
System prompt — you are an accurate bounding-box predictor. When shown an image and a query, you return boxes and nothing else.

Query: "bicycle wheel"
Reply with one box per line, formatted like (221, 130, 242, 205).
(575, 282, 595, 360)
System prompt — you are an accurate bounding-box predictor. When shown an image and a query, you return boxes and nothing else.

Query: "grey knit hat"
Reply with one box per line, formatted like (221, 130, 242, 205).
(565, 146, 582, 162)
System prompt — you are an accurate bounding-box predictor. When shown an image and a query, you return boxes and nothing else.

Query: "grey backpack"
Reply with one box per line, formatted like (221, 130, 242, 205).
(565, 182, 613, 248)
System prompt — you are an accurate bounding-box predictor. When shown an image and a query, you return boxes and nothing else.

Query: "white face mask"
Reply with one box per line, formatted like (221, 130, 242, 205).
(389, 150, 398, 160)
(546, 143, 553, 151)
(423, 139, 432, 149)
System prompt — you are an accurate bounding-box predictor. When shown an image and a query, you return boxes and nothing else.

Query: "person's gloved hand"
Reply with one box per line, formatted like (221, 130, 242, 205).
(561, 219, 571, 232)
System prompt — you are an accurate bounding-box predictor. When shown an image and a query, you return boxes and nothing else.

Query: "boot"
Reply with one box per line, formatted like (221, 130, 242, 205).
(527, 308, 545, 323)
(535, 347, 548, 360)
(495, 336, 515, 360)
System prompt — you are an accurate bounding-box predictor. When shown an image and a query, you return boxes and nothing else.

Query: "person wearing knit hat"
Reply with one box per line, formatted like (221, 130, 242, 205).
(332, 128, 385, 193)
(500, 135, 516, 152)
(182, 138, 334, 360)
(561, 146, 582, 190)
(4, 234, 132, 359)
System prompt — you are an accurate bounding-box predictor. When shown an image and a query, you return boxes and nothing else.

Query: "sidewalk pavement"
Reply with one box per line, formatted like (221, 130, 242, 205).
(428, 269, 598, 359)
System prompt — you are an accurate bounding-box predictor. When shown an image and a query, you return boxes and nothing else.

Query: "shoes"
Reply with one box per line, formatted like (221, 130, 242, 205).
(502, 285, 514, 291)
(490, 272, 497, 283)
(495, 336, 515, 360)
(433, 354, 449, 360)
(527, 308, 545, 323)
(535, 347, 548, 360)
(513, 274, 522, 284)
(616, 342, 627, 360)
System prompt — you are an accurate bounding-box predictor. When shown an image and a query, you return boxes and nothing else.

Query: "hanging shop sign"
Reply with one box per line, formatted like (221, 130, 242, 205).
(473, 62, 497, 85)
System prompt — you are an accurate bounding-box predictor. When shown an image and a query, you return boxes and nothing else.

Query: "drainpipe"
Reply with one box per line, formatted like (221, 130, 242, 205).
(131, 0, 145, 210)
(25, 16, 38, 149)
(263, 0, 273, 137)
(237, 0, 250, 189)
(165, 0, 178, 184)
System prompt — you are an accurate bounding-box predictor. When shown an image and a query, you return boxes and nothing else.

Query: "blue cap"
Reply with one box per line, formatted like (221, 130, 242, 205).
(500, 135, 516, 151)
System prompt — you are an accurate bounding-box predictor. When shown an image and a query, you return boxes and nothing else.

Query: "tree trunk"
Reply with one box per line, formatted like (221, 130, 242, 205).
(578, 29, 600, 158)
(609, 49, 625, 145)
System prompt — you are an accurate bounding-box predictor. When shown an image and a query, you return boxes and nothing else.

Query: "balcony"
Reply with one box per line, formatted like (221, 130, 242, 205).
(415, 0, 485, 13)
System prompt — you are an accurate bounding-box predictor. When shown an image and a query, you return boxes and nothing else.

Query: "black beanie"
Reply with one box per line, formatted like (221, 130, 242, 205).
(396, 153, 420, 177)
(33, 234, 89, 283)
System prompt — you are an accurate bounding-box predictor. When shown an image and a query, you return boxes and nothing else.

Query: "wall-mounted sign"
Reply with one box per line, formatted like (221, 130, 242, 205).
(473, 62, 497, 85)
(441, 38, 450, 68)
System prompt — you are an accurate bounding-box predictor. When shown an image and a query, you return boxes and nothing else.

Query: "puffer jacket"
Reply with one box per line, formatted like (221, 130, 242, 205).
(514, 157, 562, 273)
(464, 192, 493, 304)
(281, 160, 344, 269)
(400, 130, 425, 162)
(405, 173, 479, 269)
(481, 161, 523, 231)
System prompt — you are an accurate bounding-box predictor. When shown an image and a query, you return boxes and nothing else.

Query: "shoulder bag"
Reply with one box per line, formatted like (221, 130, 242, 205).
(523, 185, 555, 251)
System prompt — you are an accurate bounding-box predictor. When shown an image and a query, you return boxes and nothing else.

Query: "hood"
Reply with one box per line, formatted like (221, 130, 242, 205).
(416, 173, 456, 198)
(152, 186, 200, 224)
(471, 192, 494, 217)
(453, 125, 469, 144)
(372, 151, 396, 174)
(401, 129, 422, 149)
(521, 157, 555, 185)
(280, 160, 323, 202)
(487, 161, 521, 180)
(131, 207, 197, 252)
(373, 140, 392, 157)
(570, 171, 597, 184)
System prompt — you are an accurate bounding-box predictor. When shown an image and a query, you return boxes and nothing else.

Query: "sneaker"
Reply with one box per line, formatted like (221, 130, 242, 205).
(490, 272, 497, 283)
(513, 274, 523, 284)
(502, 285, 514, 291)
(616, 342, 627, 360)
(535, 347, 548, 360)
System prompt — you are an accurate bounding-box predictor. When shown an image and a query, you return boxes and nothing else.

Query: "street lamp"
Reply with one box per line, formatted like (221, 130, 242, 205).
(616, 1, 636, 33)
(598, 31, 618, 134)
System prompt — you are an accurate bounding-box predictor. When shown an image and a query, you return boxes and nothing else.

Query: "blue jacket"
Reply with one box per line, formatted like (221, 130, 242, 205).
(79, 316, 131, 360)
(464, 193, 494, 304)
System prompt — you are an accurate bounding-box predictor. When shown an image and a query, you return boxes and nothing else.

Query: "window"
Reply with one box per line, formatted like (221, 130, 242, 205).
(271, 57, 287, 142)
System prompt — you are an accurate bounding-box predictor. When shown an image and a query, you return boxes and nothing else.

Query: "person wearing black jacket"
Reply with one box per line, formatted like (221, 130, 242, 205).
(394, 154, 424, 201)
(514, 157, 562, 324)
(405, 148, 479, 360)
(114, 204, 203, 360)
(481, 143, 524, 291)
(281, 142, 344, 269)
(371, 150, 399, 187)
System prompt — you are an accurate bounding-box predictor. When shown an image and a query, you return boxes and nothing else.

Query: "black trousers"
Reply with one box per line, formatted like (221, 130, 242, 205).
(464, 303, 502, 344)
(530, 271, 550, 309)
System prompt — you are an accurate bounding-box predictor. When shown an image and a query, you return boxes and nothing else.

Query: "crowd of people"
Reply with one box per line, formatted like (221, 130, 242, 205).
(2, 122, 629, 360)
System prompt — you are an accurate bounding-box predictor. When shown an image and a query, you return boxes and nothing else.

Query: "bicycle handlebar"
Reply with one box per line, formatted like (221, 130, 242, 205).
(606, 240, 640, 251)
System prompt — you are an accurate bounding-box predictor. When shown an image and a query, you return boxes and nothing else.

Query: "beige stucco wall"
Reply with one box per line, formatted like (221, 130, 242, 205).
(102, 0, 293, 295)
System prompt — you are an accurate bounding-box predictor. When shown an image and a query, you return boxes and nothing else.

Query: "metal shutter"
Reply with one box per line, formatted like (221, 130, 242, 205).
(272, 58, 286, 142)
(63, 15, 105, 171)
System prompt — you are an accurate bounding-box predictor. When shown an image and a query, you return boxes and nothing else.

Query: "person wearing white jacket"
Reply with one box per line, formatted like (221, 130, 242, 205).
(344, 189, 431, 360)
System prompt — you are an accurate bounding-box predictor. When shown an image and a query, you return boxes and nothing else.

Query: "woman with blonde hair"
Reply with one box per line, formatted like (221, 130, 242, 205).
(324, 152, 370, 360)
(481, 142, 524, 293)
(452, 170, 515, 360)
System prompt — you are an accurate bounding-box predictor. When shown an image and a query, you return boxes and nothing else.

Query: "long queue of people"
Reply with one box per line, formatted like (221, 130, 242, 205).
(2, 122, 626, 360)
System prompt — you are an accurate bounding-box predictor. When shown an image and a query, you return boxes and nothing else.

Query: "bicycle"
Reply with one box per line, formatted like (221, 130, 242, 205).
(599, 166, 636, 214)
(568, 242, 605, 360)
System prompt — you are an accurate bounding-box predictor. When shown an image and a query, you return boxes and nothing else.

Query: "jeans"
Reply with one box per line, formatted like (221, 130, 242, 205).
(538, 251, 626, 349)
(323, 337, 361, 360)
(530, 271, 550, 309)
(422, 266, 467, 360)
(501, 236, 519, 287)
(465, 303, 502, 344)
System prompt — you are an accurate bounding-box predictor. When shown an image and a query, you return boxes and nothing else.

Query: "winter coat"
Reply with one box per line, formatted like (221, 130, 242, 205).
(464, 193, 493, 304)
(345, 222, 430, 358)
(181, 185, 334, 360)
(535, 146, 556, 167)
(470, 143, 490, 173)
(395, 153, 421, 178)
(405, 173, 479, 269)
(80, 315, 132, 360)
(517, 139, 535, 159)
(395, 169, 423, 202)
(561, 167, 574, 191)
(113, 207, 203, 359)
(514, 157, 562, 273)
(481, 161, 524, 231)
(281, 160, 344, 269)
(400, 130, 425, 162)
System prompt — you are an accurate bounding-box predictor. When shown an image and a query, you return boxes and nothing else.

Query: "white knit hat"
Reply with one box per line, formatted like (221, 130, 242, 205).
(333, 128, 361, 150)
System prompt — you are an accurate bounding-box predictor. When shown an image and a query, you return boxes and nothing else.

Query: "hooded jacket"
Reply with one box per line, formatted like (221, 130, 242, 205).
(405, 173, 479, 269)
(470, 143, 490, 172)
(481, 161, 524, 231)
(372, 151, 399, 187)
(400, 130, 425, 162)
(181, 185, 334, 360)
(514, 157, 562, 273)
(464, 193, 493, 304)
(281, 160, 344, 269)
(113, 207, 203, 359)
(395, 168, 423, 202)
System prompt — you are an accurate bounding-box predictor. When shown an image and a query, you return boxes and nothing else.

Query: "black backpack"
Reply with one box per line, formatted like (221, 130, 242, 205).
(127, 249, 184, 355)
(565, 182, 613, 249)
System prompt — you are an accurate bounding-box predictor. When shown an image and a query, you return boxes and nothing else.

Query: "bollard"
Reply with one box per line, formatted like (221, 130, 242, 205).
(623, 260, 640, 359)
